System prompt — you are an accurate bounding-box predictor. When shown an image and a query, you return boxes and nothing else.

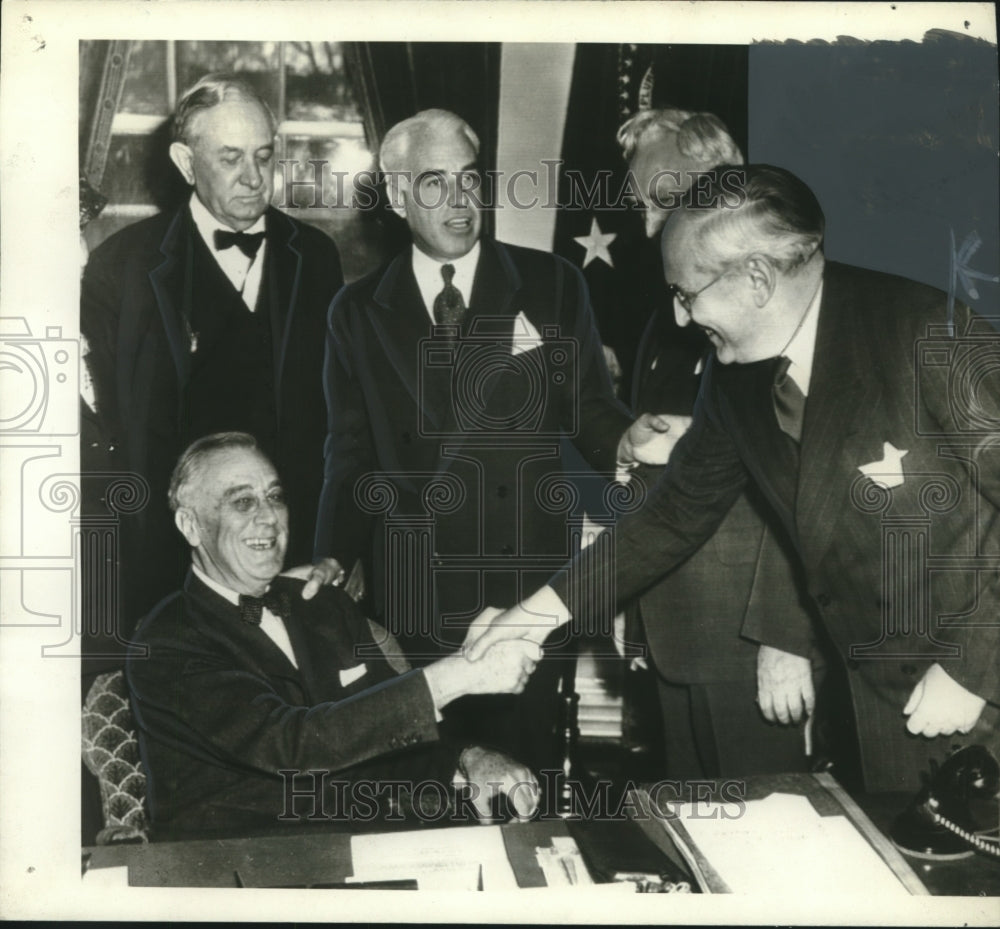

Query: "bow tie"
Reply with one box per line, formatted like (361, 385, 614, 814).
(214, 229, 266, 259)
(239, 589, 291, 625)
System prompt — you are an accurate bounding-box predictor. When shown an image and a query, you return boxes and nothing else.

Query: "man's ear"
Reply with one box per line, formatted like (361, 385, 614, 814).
(175, 507, 201, 548)
(169, 141, 196, 187)
(386, 175, 409, 220)
(745, 254, 777, 307)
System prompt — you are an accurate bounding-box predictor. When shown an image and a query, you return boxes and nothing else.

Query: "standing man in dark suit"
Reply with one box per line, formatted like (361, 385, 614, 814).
(470, 165, 1000, 793)
(82, 74, 345, 675)
(128, 432, 540, 840)
(314, 109, 666, 769)
(615, 109, 823, 778)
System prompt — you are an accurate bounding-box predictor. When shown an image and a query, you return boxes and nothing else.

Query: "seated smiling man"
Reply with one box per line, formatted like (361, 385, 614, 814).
(127, 432, 540, 841)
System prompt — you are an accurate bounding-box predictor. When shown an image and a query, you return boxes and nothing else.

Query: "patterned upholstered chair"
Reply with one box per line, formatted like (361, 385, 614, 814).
(81, 671, 149, 844)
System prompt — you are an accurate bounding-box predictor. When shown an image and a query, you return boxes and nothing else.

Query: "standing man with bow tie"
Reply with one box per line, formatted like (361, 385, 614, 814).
(469, 165, 1000, 793)
(81, 74, 346, 684)
(314, 109, 665, 770)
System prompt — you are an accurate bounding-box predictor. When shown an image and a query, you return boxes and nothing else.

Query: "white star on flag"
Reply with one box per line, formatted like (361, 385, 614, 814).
(574, 217, 616, 269)
(858, 442, 909, 489)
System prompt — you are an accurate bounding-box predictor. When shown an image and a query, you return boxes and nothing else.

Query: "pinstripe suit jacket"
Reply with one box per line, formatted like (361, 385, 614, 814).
(557, 261, 1000, 791)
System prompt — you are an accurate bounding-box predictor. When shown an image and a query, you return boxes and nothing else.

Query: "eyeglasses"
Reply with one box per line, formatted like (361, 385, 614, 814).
(666, 270, 730, 315)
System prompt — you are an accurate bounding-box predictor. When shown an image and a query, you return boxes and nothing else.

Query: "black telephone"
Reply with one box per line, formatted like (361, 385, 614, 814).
(890, 745, 1000, 860)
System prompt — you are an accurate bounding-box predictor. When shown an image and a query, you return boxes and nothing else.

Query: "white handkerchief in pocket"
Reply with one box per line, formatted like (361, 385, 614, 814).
(339, 664, 368, 687)
(510, 312, 544, 355)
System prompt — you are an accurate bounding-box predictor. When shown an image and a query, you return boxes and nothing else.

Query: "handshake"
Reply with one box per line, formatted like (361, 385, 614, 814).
(423, 609, 544, 712)
(423, 594, 568, 709)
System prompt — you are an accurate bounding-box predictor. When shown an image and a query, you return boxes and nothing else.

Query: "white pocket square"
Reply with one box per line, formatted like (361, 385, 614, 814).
(510, 312, 544, 355)
(339, 664, 368, 687)
(858, 441, 909, 489)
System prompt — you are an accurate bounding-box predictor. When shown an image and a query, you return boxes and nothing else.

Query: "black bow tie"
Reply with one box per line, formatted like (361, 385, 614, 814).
(214, 229, 266, 259)
(239, 589, 291, 625)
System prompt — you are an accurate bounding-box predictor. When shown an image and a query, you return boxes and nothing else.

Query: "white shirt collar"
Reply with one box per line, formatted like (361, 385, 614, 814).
(192, 563, 267, 605)
(188, 191, 266, 248)
(411, 241, 481, 320)
(780, 279, 823, 397)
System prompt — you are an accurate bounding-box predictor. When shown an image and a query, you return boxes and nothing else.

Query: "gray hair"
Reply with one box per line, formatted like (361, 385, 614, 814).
(680, 165, 825, 275)
(167, 432, 260, 512)
(617, 107, 743, 167)
(379, 109, 480, 175)
(173, 73, 277, 145)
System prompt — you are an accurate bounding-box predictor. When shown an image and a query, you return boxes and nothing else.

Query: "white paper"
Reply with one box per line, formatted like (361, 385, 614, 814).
(81, 865, 129, 888)
(349, 824, 518, 891)
(676, 793, 909, 896)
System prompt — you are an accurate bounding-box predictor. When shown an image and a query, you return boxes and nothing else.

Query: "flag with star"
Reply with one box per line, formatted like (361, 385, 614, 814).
(551, 43, 749, 395)
(552, 44, 648, 394)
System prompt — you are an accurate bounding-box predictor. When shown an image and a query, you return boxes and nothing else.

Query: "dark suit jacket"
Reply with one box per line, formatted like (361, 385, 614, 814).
(315, 237, 631, 652)
(557, 261, 1000, 790)
(126, 572, 458, 840)
(81, 204, 343, 659)
(630, 301, 816, 683)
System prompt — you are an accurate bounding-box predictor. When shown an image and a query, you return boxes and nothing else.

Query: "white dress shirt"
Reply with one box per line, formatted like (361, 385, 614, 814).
(779, 280, 824, 397)
(411, 241, 480, 321)
(192, 564, 298, 669)
(189, 193, 267, 312)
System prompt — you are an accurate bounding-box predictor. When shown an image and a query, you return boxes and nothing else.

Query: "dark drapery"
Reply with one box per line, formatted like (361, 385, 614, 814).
(552, 43, 749, 389)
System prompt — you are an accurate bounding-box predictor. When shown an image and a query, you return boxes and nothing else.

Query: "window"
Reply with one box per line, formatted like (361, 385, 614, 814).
(82, 40, 383, 280)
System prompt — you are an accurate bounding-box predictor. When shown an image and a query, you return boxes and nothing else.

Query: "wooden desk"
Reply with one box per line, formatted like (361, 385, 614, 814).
(84, 774, 997, 895)
(853, 790, 1000, 897)
(627, 772, 999, 897)
(84, 820, 597, 889)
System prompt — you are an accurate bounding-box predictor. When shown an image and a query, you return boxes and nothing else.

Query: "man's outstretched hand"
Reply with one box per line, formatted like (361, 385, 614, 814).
(464, 588, 570, 661)
(424, 638, 543, 711)
(281, 556, 346, 600)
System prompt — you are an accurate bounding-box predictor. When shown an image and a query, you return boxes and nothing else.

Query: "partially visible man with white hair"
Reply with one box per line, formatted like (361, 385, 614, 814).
(617, 107, 744, 239)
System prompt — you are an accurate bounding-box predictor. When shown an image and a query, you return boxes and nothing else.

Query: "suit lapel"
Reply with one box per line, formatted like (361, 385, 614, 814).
(265, 208, 303, 430)
(185, 571, 302, 686)
(718, 358, 801, 542)
(795, 263, 877, 567)
(370, 252, 440, 424)
(147, 207, 194, 392)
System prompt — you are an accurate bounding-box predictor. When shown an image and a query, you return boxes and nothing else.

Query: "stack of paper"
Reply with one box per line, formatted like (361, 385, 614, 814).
(667, 793, 910, 896)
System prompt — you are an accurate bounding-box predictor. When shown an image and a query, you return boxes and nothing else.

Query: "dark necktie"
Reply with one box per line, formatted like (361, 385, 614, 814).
(432, 263, 467, 328)
(772, 355, 806, 443)
(214, 229, 266, 259)
(239, 589, 291, 626)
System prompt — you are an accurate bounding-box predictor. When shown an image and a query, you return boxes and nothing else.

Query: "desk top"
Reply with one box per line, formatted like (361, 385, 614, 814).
(84, 774, 998, 895)
(84, 820, 598, 889)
